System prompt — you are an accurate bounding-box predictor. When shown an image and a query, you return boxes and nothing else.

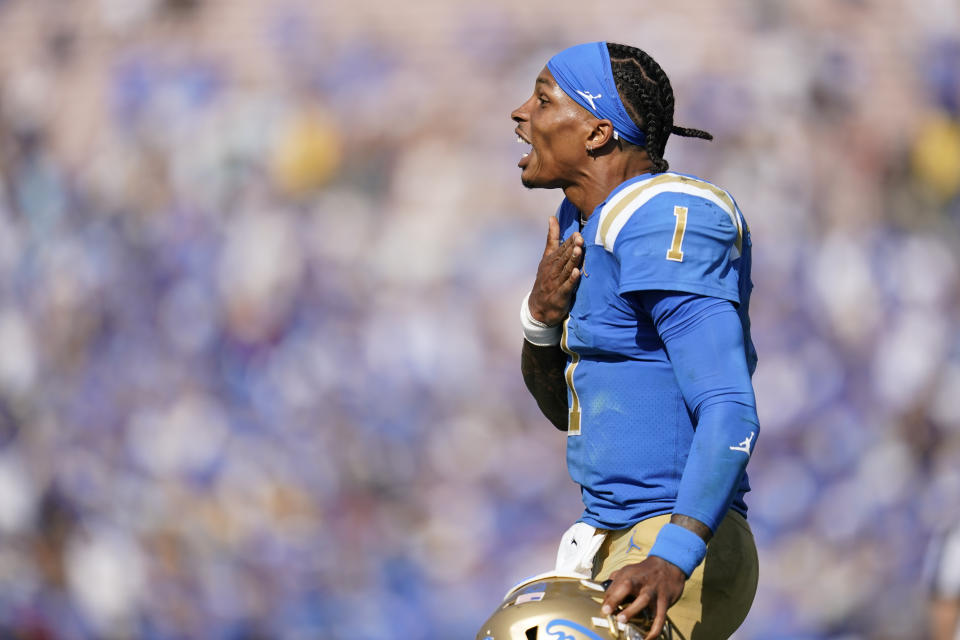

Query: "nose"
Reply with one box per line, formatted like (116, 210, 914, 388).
(511, 97, 531, 124)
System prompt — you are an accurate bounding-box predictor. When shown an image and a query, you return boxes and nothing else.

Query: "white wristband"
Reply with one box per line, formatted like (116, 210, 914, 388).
(521, 292, 562, 346)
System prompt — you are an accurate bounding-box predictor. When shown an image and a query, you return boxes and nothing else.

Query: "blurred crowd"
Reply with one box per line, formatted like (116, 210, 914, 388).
(0, 0, 958, 638)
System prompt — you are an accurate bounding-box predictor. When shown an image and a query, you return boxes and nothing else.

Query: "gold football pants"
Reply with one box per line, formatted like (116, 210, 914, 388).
(592, 511, 759, 640)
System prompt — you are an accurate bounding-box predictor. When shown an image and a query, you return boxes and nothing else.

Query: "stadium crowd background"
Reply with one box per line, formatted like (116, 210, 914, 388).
(0, 0, 958, 637)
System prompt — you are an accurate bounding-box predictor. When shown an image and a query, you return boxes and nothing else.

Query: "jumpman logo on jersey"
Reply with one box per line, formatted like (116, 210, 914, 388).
(627, 533, 644, 555)
(729, 431, 755, 454)
(575, 90, 602, 111)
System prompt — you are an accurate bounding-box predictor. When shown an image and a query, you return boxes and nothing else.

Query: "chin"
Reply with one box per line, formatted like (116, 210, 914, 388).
(521, 174, 562, 190)
(519, 168, 550, 190)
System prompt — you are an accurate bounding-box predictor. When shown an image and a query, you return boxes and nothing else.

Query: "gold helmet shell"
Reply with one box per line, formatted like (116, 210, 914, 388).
(475, 572, 675, 640)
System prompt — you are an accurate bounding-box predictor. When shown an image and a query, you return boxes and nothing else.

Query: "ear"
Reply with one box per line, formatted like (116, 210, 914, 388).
(586, 119, 617, 152)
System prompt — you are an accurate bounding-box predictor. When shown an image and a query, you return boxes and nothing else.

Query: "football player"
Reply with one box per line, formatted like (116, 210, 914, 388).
(511, 42, 760, 640)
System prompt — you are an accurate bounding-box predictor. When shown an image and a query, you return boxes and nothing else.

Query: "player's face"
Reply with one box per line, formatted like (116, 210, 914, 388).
(511, 67, 593, 189)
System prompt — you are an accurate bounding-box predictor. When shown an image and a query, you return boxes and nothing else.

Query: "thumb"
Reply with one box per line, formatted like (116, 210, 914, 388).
(543, 216, 560, 256)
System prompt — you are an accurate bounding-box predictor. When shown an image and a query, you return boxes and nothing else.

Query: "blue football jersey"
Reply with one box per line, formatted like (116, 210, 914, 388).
(556, 172, 756, 529)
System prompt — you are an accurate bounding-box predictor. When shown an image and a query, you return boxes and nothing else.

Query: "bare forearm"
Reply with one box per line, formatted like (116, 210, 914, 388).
(520, 339, 568, 430)
(670, 514, 712, 543)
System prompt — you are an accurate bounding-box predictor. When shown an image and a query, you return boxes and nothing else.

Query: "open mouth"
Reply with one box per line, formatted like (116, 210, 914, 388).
(515, 130, 532, 167)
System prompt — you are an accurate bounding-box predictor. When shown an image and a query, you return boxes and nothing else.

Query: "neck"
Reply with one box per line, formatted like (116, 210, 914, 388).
(563, 152, 657, 219)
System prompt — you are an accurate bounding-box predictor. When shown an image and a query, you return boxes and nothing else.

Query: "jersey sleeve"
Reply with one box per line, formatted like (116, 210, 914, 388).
(640, 291, 759, 533)
(610, 193, 742, 302)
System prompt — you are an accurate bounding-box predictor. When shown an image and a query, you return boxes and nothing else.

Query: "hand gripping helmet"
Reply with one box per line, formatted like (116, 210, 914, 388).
(475, 572, 675, 640)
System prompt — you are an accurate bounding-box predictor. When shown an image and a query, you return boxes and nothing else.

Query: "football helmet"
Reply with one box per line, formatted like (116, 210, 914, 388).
(475, 572, 675, 640)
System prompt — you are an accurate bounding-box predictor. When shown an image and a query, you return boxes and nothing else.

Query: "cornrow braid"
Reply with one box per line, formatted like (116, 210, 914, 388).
(606, 42, 712, 173)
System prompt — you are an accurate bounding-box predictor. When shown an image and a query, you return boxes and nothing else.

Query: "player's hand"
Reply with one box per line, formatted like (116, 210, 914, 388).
(529, 216, 584, 326)
(601, 556, 686, 640)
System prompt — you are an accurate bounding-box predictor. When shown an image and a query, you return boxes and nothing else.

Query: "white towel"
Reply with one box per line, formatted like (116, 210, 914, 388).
(555, 521, 607, 577)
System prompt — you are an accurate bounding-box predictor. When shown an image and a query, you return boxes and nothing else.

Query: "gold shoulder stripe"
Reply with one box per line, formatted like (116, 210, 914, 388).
(597, 173, 743, 255)
(597, 174, 680, 247)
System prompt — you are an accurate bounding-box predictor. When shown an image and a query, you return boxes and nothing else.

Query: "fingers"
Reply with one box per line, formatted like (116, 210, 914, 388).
(542, 216, 560, 257)
(531, 221, 585, 325)
(565, 237, 584, 271)
(645, 593, 670, 640)
(598, 559, 684, 639)
(551, 234, 584, 284)
(600, 572, 665, 639)
(558, 266, 581, 294)
(600, 573, 632, 617)
(538, 233, 583, 290)
(537, 245, 580, 292)
(604, 586, 670, 640)
(614, 588, 652, 625)
(565, 231, 585, 252)
(543, 217, 584, 259)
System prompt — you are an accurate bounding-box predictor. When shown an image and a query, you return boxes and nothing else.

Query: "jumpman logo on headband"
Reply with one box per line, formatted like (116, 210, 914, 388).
(729, 431, 755, 454)
(575, 90, 602, 111)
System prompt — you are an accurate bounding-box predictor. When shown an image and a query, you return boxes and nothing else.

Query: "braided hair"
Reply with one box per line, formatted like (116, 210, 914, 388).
(607, 43, 712, 173)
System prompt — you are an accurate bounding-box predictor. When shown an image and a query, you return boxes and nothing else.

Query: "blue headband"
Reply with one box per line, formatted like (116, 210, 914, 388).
(546, 42, 647, 147)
